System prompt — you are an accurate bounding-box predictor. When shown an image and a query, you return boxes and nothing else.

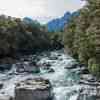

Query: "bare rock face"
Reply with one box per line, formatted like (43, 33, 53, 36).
(15, 78, 53, 100)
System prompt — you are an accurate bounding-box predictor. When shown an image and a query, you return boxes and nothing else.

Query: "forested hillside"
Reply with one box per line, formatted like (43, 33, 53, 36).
(0, 0, 100, 77)
(0, 15, 52, 62)
(63, 0, 100, 77)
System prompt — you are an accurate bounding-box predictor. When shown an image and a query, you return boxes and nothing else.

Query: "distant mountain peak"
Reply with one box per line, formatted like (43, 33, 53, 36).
(47, 11, 79, 32)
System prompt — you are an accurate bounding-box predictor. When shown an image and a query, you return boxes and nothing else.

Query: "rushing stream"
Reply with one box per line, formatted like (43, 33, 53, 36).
(39, 50, 81, 100)
(0, 50, 91, 100)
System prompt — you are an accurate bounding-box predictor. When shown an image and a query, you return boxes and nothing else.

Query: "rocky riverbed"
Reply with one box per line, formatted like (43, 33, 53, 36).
(0, 49, 99, 100)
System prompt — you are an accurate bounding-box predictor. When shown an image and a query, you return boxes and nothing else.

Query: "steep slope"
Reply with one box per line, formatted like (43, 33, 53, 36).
(63, 0, 100, 77)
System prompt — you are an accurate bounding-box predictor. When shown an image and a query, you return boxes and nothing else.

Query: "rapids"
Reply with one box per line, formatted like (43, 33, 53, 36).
(0, 50, 86, 100)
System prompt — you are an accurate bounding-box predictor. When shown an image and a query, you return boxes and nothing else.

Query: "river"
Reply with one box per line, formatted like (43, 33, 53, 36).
(0, 49, 95, 100)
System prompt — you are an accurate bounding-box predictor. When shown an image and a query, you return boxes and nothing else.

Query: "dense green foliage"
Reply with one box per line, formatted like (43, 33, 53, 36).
(48, 31, 64, 49)
(63, 0, 100, 77)
(0, 0, 100, 77)
(0, 15, 51, 58)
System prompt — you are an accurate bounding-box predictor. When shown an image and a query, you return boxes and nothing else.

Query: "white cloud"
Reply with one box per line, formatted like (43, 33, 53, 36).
(0, 0, 47, 17)
(47, 0, 85, 17)
(0, 0, 85, 23)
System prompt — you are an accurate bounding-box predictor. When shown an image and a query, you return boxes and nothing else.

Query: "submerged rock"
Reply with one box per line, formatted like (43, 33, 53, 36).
(15, 78, 53, 100)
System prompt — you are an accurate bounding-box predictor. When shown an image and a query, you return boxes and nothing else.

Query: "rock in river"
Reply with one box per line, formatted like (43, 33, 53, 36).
(0, 64, 12, 71)
(78, 74, 100, 100)
(15, 78, 53, 100)
(64, 62, 79, 69)
(14, 62, 40, 73)
(0, 94, 13, 100)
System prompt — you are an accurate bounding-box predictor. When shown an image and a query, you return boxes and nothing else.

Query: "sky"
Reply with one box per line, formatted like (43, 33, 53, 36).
(0, 0, 85, 23)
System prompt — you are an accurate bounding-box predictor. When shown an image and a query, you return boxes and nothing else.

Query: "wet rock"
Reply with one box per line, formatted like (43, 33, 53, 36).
(28, 62, 40, 73)
(15, 63, 24, 73)
(49, 57, 58, 60)
(0, 64, 12, 71)
(80, 74, 95, 81)
(40, 62, 52, 70)
(0, 95, 13, 100)
(20, 55, 33, 62)
(79, 74, 99, 86)
(48, 68, 55, 73)
(77, 93, 98, 100)
(49, 53, 58, 60)
(0, 82, 3, 89)
(15, 62, 40, 73)
(65, 63, 79, 69)
(78, 68, 89, 74)
(43, 62, 51, 68)
(15, 78, 53, 100)
(78, 74, 100, 100)
(77, 87, 100, 100)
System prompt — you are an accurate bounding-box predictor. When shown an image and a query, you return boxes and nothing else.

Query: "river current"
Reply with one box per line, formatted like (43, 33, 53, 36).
(0, 50, 84, 100)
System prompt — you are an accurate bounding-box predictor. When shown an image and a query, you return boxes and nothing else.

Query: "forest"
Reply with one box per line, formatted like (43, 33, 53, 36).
(0, 0, 100, 77)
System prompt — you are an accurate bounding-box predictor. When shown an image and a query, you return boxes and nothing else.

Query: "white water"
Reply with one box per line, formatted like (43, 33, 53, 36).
(0, 50, 82, 100)
(38, 51, 82, 100)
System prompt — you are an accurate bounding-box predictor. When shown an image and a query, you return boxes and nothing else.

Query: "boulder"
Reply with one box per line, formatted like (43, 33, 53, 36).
(78, 67, 89, 74)
(39, 62, 52, 70)
(15, 78, 53, 100)
(80, 74, 95, 82)
(15, 62, 40, 73)
(15, 63, 25, 73)
(48, 68, 55, 73)
(78, 74, 100, 100)
(20, 55, 32, 62)
(28, 62, 40, 73)
(65, 63, 79, 69)
(0, 95, 13, 100)
(49, 56, 58, 60)
(0, 82, 3, 89)
(77, 87, 100, 100)
(43, 62, 51, 68)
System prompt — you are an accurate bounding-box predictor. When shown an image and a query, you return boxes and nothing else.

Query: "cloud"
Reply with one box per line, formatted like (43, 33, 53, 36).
(0, 0, 85, 23)
(0, 0, 47, 17)
(47, 0, 85, 17)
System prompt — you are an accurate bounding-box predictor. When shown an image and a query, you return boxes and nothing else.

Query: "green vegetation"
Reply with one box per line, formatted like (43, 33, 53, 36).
(0, 15, 51, 59)
(63, 0, 100, 77)
(0, 0, 100, 77)
(48, 31, 63, 49)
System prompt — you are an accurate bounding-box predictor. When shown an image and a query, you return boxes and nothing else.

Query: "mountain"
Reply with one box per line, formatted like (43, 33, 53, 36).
(23, 17, 41, 28)
(47, 12, 79, 32)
